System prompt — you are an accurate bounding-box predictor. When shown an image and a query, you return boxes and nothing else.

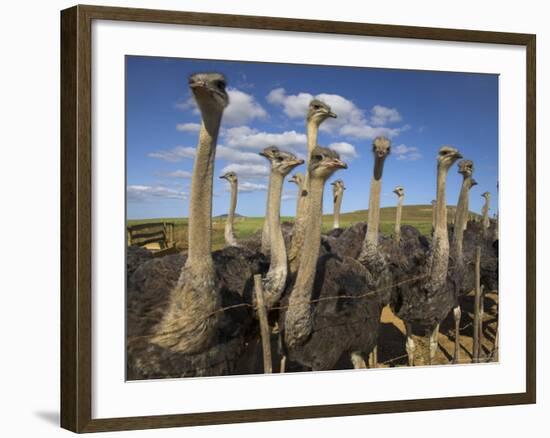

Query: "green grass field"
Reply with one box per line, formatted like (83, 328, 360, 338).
(128, 204, 481, 251)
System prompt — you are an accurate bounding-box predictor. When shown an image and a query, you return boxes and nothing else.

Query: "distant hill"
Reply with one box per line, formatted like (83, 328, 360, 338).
(214, 213, 244, 219)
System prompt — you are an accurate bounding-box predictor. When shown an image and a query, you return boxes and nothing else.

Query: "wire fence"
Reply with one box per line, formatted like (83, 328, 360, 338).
(127, 248, 499, 368)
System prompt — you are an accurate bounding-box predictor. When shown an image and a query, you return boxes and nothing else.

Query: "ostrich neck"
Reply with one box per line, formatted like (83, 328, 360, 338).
(453, 176, 471, 257)
(187, 111, 222, 267)
(225, 181, 238, 245)
(290, 177, 324, 302)
(482, 198, 490, 225)
(333, 190, 343, 228)
(268, 172, 286, 272)
(306, 121, 319, 156)
(301, 120, 320, 204)
(395, 196, 404, 237)
(430, 163, 451, 288)
(288, 121, 320, 273)
(365, 157, 386, 250)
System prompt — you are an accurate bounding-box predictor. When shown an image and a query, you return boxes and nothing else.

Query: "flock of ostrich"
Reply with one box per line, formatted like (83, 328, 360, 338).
(126, 72, 499, 379)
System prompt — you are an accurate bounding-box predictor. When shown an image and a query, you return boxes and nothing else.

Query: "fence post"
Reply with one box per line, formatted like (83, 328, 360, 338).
(473, 246, 481, 363)
(254, 274, 272, 373)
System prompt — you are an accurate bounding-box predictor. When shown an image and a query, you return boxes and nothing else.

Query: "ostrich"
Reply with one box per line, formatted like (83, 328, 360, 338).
(289, 172, 305, 217)
(331, 179, 346, 229)
(258, 146, 304, 308)
(219, 171, 239, 247)
(288, 100, 336, 274)
(393, 186, 405, 243)
(391, 146, 462, 366)
(481, 191, 491, 233)
(127, 73, 265, 379)
(449, 159, 477, 363)
(358, 136, 393, 305)
(281, 147, 382, 370)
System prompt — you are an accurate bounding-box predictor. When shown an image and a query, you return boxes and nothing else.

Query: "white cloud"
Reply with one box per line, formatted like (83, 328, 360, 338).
(339, 124, 404, 139)
(174, 98, 195, 111)
(163, 170, 192, 178)
(217, 145, 265, 164)
(176, 122, 201, 132)
(221, 163, 269, 179)
(236, 181, 268, 193)
(281, 192, 297, 201)
(127, 185, 186, 201)
(370, 105, 402, 126)
(328, 142, 358, 159)
(148, 146, 196, 162)
(393, 144, 422, 161)
(266, 88, 406, 140)
(224, 88, 267, 126)
(222, 126, 306, 154)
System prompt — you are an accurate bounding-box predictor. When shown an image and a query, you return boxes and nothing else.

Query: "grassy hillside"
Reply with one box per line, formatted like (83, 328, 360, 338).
(127, 204, 480, 251)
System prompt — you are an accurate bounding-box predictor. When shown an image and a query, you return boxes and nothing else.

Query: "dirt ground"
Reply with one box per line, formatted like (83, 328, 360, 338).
(377, 290, 499, 367)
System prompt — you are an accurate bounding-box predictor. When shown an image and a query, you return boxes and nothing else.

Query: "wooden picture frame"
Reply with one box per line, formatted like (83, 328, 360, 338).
(61, 4, 536, 433)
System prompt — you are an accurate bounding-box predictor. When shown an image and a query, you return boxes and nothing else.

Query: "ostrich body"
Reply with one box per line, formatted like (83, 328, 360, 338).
(281, 147, 381, 370)
(391, 146, 462, 366)
(289, 172, 305, 217)
(393, 186, 405, 243)
(127, 73, 265, 379)
(259, 146, 304, 308)
(220, 171, 239, 247)
(288, 100, 336, 274)
(331, 179, 346, 229)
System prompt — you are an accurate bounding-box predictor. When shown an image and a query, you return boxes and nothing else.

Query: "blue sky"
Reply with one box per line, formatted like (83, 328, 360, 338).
(126, 56, 498, 220)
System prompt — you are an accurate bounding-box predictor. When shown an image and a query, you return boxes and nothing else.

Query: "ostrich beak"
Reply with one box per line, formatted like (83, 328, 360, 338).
(259, 151, 268, 158)
(454, 151, 463, 159)
(327, 111, 337, 118)
(294, 158, 305, 166)
(189, 79, 206, 90)
(330, 158, 347, 169)
(219, 175, 227, 180)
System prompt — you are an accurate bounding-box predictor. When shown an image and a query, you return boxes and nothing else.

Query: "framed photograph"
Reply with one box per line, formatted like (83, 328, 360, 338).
(60, 4, 536, 433)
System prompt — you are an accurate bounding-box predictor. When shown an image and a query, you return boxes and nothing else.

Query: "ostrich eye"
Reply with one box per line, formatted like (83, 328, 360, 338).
(313, 154, 323, 160)
(313, 104, 320, 110)
(276, 156, 283, 162)
(216, 80, 226, 90)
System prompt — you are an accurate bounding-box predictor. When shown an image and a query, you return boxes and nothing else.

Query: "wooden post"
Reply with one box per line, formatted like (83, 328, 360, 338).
(492, 326, 499, 362)
(473, 246, 481, 363)
(479, 285, 485, 361)
(254, 275, 272, 373)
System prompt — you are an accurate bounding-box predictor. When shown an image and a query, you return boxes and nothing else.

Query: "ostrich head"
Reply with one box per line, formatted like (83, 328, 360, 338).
(309, 146, 347, 180)
(260, 147, 304, 176)
(331, 179, 346, 191)
(259, 145, 280, 161)
(289, 172, 304, 186)
(437, 145, 462, 170)
(307, 99, 337, 125)
(393, 186, 405, 197)
(466, 178, 478, 190)
(188, 72, 229, 114)
(219, 171, 238, 184)
(372, 136, 391, 160)
(458, 159, 474, 178)
(482, 191, 490, 200)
